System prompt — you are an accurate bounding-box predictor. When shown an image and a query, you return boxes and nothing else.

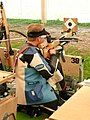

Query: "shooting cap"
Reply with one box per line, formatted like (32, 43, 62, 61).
(27, 23, 49, 39)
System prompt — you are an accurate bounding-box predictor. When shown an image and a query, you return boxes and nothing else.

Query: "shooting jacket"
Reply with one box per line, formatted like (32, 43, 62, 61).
(15, 44, 57, 105)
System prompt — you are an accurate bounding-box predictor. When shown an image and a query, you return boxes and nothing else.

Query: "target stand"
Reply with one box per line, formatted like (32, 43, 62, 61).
(62, 18, 78, 35)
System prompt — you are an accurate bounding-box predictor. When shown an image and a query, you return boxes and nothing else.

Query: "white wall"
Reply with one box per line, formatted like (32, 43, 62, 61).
(1, 0, 90, 23)
(2, 0, 41, 19)
(47, 0, 90, 23)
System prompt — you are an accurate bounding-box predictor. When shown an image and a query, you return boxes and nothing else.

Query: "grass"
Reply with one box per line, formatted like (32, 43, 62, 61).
(8, 19, 64, 27)
(17, 112, 49, 120)
(8, 19, 41, 26)
(78, 22, 90, 28)
(17, 112, 31, 120)
(8, 18, 90, 27)
(65, 46, 81, 56)
(83, 56, 90, 79)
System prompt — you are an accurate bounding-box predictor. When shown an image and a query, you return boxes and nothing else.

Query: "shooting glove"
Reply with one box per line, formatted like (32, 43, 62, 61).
(47, 69, 63, 87)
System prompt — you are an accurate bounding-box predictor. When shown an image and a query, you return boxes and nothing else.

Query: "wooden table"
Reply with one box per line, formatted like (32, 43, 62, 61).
(0, 70, 17, 120)
(49, 86, 90, 120)
(0, 70, 15, 84)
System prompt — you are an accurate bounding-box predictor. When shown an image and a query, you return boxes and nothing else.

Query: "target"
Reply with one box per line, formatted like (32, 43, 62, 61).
(63, 18, 78, 33)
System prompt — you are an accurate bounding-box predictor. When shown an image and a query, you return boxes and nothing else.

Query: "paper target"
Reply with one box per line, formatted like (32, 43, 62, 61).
(63, 18, 78, 33)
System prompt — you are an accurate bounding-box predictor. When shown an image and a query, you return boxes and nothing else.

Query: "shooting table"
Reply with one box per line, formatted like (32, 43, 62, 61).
(0, 70, 15, 84)
(61, 55, 83, 81)
(0, 70, 17, 120)
(49, 86, 90, 120)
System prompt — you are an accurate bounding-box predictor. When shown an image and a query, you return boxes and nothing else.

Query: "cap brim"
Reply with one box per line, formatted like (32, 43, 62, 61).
(27, 28, 50, 38)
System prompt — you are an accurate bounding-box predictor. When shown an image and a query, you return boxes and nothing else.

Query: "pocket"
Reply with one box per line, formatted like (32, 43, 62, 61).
(26, 81, 43, 102)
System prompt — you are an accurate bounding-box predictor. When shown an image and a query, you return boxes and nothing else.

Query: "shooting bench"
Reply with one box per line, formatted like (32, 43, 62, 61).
(61, 55, 83, 81)
(48, 86, 90, 120)
(0, 70, 17, 120)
